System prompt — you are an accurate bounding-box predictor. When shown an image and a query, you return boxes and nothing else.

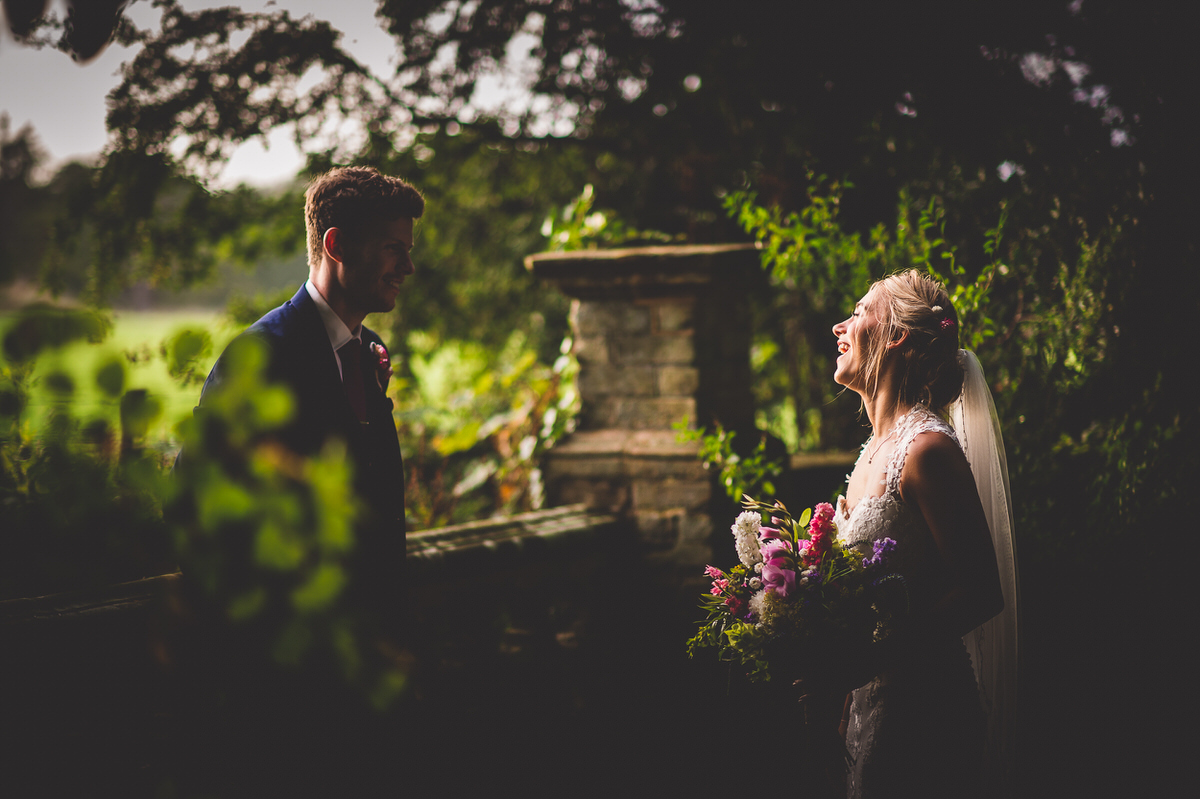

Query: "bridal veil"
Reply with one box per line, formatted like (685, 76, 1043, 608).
(949, 349, 1020, 794)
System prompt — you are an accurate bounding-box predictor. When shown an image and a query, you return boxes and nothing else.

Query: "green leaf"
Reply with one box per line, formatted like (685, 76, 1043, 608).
(95, 357, 126, 398)
(273, 618, 313, 666)
(43, 370, 74, 396)
(252, 385, 295, 428)
(1, 305, 111, 363)
(196, 476, 255, 529)
(291, 561, 346, 612)
(166, 328, 212, 382)
(435, 420, 482, 456)
(254, 520, 306, 571)
(227, 587, 267, 621)
(369, 669, 409, 711)
(119, 388, 162, 439)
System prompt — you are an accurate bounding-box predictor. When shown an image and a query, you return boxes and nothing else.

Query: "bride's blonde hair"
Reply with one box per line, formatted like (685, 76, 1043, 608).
(861, 269, 964, 413)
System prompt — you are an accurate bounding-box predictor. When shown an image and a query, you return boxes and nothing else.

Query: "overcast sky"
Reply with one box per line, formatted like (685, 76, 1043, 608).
(0, 0, 404, 188)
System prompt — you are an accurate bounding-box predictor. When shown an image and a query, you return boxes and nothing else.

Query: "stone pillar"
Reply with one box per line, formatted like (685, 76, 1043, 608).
(525, 244, 758, 567)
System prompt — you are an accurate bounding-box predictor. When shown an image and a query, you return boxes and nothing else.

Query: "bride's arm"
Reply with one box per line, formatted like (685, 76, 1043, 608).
(900, 431, 1004, 639)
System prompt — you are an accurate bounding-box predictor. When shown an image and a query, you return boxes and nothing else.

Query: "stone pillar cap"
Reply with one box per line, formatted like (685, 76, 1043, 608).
(525, 242, 759, 299)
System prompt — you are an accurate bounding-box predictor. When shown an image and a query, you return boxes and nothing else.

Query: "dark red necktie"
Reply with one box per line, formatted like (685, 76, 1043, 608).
(338, 340, 367, 423)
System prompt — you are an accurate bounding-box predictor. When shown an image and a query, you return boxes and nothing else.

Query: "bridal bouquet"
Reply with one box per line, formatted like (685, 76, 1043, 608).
(686, 495, 908, 683)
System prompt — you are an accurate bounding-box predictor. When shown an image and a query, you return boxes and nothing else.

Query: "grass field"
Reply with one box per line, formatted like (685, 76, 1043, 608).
(2, 308, 239, 448)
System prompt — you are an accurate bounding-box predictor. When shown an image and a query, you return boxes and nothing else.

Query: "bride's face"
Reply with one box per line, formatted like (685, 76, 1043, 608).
(832, 286, 881, 392)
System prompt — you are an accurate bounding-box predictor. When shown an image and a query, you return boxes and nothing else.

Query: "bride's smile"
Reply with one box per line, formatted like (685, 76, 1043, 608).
(832, 287, 880, 392)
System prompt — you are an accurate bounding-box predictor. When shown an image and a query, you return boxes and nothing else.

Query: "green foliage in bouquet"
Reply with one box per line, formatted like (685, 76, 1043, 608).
(687, 561, 771, 680)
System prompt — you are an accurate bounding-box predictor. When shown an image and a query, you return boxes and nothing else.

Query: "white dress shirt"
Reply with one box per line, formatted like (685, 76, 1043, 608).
(304, 279, 361, 380)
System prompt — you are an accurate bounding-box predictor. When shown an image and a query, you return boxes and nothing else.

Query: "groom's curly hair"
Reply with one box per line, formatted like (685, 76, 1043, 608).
(304, 167, 425, 268)
(863, 269, 965, 413)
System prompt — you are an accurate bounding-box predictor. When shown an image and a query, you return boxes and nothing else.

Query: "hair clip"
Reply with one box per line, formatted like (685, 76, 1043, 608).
(931, 305, 943, 313)
(939, 317, 956, 331)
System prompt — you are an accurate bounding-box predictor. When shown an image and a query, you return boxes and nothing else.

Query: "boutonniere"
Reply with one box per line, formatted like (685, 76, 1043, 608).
(370, 342, 393, 392)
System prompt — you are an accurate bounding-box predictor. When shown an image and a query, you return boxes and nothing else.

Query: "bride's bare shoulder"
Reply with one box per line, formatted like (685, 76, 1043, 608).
(900, 429, 972, 498)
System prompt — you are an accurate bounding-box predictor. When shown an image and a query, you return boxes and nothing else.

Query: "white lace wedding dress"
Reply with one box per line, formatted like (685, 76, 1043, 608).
(836, 406, 986, 799)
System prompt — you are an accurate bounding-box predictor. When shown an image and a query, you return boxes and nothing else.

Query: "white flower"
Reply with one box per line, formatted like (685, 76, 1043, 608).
(754, 562, 763, 574)
(748, 589, 768, 621)
(731, 511, 763, 567)
(749, 577, 762, 590)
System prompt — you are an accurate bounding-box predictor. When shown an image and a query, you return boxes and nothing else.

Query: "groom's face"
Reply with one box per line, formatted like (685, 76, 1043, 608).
(339, 216, 415, 316)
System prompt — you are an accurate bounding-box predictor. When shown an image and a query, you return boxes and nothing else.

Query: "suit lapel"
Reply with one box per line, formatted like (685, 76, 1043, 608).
(289, 287, 360, 428)
(288, 286, 391, 430)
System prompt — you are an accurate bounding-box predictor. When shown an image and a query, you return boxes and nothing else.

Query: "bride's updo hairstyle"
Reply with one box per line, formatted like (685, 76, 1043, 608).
(862, 269, 965, 413)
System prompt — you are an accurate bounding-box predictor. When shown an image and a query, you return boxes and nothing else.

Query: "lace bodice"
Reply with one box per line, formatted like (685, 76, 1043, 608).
(835, 405, 961, 606)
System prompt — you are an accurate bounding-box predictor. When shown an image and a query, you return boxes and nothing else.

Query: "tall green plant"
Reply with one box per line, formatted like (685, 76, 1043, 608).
(542, 184, 680, 252)
(724, 180, 1008, 452)
(395, 329, 579, 530)
(674, 418, 781, 502)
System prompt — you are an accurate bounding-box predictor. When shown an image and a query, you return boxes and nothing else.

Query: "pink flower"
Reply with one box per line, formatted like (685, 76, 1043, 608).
(809, 502, 835, 533)
(757, 525, 783, 541)
(805, 536, 826, 567)
(809, 527, 827, 549)
(372, 341, 390, 369)
(806, 502, 836, 559)
(762, 561, 797, 597)
(759, 538, 797, 596)
(371, 342, 393, 391)
(704, 565, 724, 579)
(710, 578, 730, 596)
(760, 539, 793, 564)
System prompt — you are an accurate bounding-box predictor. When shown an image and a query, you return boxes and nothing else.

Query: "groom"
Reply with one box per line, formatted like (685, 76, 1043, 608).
(196, 166, 423, 603)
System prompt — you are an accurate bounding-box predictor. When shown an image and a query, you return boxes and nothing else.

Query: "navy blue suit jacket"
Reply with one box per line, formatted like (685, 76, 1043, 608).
(198, 286, 406, 586)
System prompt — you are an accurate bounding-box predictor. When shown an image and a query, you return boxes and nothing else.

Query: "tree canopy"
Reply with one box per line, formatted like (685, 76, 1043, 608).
(4, 1, 1189, 300)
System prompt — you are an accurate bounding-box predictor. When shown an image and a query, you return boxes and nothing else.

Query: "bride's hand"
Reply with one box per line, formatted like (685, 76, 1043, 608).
(793, 672, 863, 705)
(792, 634, 895, 703)
(792, 679, 847, 730)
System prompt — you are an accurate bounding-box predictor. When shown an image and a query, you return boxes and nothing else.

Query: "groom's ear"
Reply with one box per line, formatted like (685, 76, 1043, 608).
(322, 227, 345, 264)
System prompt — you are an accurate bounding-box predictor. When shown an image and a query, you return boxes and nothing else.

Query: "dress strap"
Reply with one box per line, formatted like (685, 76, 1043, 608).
(884, 405, 960, 499)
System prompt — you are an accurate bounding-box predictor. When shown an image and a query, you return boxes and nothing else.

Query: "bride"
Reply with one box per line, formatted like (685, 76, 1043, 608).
(828, 270, 1019, 798)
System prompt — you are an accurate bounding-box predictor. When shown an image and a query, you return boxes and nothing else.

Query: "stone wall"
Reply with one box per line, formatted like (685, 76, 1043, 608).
(526, 244, 759, 568)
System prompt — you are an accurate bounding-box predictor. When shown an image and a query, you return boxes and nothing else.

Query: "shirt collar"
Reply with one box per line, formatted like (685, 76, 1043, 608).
(305, 279, 361, 351)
